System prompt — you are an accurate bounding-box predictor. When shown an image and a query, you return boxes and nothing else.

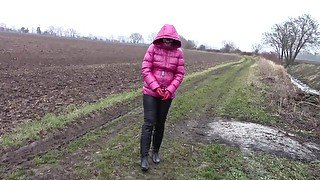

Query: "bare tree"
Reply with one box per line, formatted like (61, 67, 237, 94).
(130, 33, 143, 44)
(179, 36, 197, 49)
(56, 27, 64, 37)
(263, 14, 320, 67)
(117, 36, 128, 43)
(47, 26, 56, 35)
(252, 43, 263, 54)
(198, 44, 206, 51)
(20, 27, 29, 33)
(185, 40, 196, 49)
(65, 28, 77, 38)
(109, 35, 115, 41)
(147, 32, 156, 43)
(0, 23, 6, 31)
(179, 35, 188, 48)
(220, 41, 237, 53)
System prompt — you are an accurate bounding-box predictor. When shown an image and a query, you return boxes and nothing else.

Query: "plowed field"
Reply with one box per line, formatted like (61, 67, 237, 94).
(0, 32, 240, 134)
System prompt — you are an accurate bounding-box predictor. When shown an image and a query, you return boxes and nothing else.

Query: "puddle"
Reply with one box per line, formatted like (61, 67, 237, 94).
(206, 118, 320, 161)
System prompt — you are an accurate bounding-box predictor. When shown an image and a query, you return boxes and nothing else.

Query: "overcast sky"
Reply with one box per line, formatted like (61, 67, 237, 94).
(1, 0, 319, 51)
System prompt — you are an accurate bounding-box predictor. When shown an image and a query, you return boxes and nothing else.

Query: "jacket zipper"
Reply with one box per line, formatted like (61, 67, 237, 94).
(162, 54, 168, 85)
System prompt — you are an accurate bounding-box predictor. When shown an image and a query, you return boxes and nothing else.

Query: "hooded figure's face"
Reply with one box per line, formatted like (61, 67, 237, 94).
(162, 38, 174, 47)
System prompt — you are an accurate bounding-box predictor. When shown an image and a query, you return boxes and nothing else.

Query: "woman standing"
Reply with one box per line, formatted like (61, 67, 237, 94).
(140, 24, 185, 171)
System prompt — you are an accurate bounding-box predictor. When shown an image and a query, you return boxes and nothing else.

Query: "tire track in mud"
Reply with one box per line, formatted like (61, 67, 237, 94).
(0, 97, 141, 175)
(181, 61, 244, 92)
(212, 61, 252, 105)
(32, 107, 143, 179)
(184, 59, 254, 117)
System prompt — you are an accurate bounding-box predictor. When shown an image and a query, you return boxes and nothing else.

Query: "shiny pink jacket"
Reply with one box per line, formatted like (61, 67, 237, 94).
(141, 24, 185, 99)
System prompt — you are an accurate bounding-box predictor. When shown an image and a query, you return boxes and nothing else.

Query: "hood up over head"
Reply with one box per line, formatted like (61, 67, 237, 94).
(153, 24, 181, 48)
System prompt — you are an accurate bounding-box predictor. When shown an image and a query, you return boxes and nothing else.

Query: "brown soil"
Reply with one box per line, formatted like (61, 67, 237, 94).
(0, 32, 240, 134)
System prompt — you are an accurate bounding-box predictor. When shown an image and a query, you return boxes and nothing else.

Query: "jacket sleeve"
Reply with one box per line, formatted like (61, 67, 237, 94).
(141, 45, 160, 91)
(166, 49, 185, 94)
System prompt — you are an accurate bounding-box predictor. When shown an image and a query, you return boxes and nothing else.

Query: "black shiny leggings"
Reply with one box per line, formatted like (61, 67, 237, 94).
(140, 94, 172, 157)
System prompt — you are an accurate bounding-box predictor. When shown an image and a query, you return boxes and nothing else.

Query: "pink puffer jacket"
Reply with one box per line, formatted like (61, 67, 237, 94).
(141, 24, 185, 99)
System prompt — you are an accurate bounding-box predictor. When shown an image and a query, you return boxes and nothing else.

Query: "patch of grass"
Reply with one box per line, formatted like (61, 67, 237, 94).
(251, 152, 319, 179)
(66, 107, 141, 153)
(151, 141, 248, 179)
(93, 125, 247, 179)
(33, 150, 62, 166)
(91, 126, 318, 179)
(74, 161, 96, 179)
(94, 122, 141, 179)
(26, 109, 142, 177)
(6, 172, 25, 180)
(196, 144, 248, 179)
(196, 144, 319, 179)
(216, 59, 278, 125)
(0, 90, 140, 148)
(218, 86, 277, 124)
(66, 129, 107, 153)
(6, 170, 28, 180)
(183, 58, 245, 82)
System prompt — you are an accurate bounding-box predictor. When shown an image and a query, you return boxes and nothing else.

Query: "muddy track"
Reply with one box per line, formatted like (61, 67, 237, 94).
(31, 107, 143, 179)
(181, 62, 242, 93)
(201, 60, 253, 114)
(0, 97, 142, 174)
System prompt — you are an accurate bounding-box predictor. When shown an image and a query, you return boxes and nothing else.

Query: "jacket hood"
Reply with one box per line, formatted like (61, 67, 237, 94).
(153, 24, 181, 48)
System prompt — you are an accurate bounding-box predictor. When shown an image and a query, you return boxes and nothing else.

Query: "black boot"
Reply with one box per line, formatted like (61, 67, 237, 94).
(141, 156, 149, 171)
(152, 151, 160, 164)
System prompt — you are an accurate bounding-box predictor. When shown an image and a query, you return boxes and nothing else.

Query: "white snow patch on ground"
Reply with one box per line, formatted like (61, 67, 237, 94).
(207, 118, 320, 161)
(289, 75, 320, 95)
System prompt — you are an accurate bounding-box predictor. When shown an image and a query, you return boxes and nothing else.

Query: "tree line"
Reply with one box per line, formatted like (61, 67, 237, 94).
(6, 15, 318, 61)
(0, 24, 200, 49)
(0, 23, 248, 53)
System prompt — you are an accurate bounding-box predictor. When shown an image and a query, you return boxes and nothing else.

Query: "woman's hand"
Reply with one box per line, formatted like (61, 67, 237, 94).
(162, 90, 171, 100)
(155, 88, 165, 98)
